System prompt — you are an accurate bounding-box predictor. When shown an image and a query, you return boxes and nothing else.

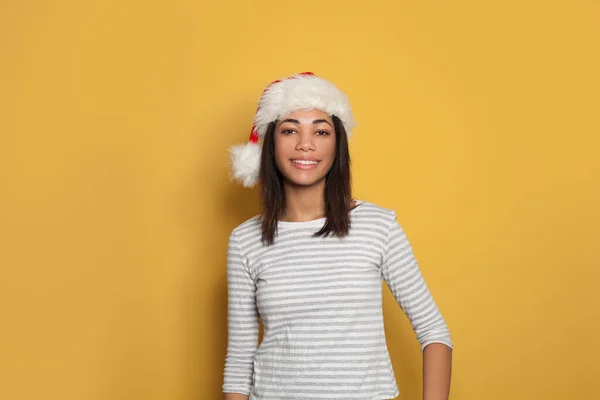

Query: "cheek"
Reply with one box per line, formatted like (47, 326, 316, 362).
(274, 137, 292, 165)
(275, 142, 286, 153)
(322, 139, 336, 160)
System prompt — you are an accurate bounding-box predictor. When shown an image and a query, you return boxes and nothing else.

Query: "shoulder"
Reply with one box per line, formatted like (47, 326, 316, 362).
(231, 214, 261, 235)
(355, 199, 398, 222)
(228, 214, 262, 249)
(350, 199, 402, 243)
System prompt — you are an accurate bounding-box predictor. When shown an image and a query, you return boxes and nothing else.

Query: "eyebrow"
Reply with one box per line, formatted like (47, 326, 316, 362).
(278, 118, 332, 127)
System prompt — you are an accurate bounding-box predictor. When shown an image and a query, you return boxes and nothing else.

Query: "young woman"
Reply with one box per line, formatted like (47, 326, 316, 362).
(223, 72, 453, 400)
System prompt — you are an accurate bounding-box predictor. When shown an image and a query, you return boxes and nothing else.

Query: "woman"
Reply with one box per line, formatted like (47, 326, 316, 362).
(223, 72, 453, 400)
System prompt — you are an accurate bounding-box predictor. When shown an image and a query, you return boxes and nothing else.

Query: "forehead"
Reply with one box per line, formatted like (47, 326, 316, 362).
(279, 109, 332, 122)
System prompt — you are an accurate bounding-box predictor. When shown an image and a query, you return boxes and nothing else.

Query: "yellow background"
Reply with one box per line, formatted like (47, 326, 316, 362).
(1, 0, 598, 399)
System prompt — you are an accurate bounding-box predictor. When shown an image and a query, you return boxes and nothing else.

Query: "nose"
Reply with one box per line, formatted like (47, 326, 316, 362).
(295, 131, 315, 151)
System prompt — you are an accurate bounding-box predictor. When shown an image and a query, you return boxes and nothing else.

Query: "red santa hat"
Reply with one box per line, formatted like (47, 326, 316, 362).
(229, 72, 356, 187)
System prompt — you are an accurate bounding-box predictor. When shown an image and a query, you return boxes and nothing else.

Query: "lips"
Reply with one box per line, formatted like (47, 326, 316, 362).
(290, 158, 321, 169)
(291, 158, 320, 165)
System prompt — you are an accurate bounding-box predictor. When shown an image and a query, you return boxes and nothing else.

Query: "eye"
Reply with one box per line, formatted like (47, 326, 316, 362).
(316, 130, 330, 136)
(281, 129, 295, 135)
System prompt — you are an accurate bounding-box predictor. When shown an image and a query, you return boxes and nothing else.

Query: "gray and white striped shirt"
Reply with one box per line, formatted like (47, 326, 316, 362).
(223, 200, 452, 399)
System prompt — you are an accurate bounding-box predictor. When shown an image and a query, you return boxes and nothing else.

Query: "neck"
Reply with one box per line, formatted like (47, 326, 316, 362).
(281, 179, 327, 222)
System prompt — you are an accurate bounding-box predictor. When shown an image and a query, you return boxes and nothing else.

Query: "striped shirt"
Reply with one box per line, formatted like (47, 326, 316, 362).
(223, 199, 452, 399)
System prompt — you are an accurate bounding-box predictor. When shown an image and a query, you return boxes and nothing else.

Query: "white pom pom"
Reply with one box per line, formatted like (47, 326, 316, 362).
(229, 142, 262, 188)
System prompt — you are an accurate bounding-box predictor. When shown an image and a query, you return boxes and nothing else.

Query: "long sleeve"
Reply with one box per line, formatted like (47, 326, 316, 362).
(222, 229, 259, 395)
(381, 212, 453, 351)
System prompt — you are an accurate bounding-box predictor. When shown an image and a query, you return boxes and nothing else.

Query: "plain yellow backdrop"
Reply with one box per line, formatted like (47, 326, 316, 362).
(1, 1, 598, 399)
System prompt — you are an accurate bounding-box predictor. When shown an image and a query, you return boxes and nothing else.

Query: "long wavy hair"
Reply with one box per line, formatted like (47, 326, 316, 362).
(258, 115, 352, 246)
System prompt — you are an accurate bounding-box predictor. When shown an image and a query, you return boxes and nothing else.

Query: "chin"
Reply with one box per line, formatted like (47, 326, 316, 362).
(284, 174, 327, 188)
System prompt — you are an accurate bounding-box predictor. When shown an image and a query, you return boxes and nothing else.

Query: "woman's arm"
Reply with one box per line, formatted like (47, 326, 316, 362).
(380, 212, 453, 399)
(222, 230, 259, 398)
(223, 393, 249, 400)
(423, 343, 452, 400)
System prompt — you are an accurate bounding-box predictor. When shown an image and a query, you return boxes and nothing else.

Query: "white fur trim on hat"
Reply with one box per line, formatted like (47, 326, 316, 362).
(228, 72, 355, 188)
(253, 73, 356, 138)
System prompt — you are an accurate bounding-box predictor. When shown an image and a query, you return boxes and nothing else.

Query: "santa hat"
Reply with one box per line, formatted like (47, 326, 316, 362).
(228, 72, 356, 187)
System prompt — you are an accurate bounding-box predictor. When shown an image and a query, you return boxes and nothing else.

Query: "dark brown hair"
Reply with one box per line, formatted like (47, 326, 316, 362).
(258, 115, 353, 245)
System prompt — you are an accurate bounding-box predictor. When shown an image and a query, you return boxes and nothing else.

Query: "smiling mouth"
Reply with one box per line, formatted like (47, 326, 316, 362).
(291, 159, 320, 165)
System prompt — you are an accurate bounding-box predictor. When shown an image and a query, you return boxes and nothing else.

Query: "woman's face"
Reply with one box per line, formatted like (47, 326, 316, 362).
(273, 109, 336, 188)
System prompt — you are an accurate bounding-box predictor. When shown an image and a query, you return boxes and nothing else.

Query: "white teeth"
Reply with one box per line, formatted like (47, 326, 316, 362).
(292, 160, 318, 165)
